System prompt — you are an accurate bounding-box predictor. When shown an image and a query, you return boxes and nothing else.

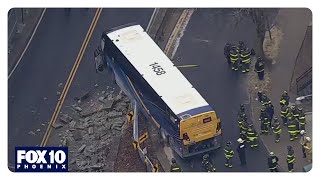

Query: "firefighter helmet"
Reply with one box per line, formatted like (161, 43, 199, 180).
(171, 158, 176, 164)
(203, 154, 209, 160)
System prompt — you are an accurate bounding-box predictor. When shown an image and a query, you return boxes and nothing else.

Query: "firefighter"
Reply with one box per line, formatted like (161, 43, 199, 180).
(240, 48, 251, 73)
(240, 120, 249, 142)
(170, 158, 182, 172)
(237, 138, 247, 165)
(280, 104, 289, 126)
(300, 130, 307, 158)
(202, 154, 216, 172)
(290, 106, 300, 135)
(239, 104, 246, 115)
(254, 57, 265, 80)
(291, 105, 300, 119)
(287, 118, 297, 141)
(268, 152, 279, 172)
(272, 117, 282, 143)
(257, 91, 271, 106)
(265, 103, 274, 128)
(287, 146, 296, 172)
(229, 47, 239, 71)
(224, 43, 232, 65)
(259, 107, 270, 134)
(298, 107, 306, 131)
(280, 90, 290, 106)
(247, 123, 259, 148)
(224, 141, 234, 168)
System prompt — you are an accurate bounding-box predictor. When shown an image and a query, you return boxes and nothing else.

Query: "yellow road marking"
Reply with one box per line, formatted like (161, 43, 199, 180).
(40, 8, 103, 146)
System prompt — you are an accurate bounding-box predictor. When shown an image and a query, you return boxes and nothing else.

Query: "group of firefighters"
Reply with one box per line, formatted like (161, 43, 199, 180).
(170, 90, 311, 172)
(224, 41, 265, 80)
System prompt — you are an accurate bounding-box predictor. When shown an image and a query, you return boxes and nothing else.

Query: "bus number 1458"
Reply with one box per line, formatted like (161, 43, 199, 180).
(149, 62, 166, 75)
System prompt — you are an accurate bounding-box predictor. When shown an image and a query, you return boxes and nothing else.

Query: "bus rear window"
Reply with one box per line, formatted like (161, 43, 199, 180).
(203, 117, 212, 123)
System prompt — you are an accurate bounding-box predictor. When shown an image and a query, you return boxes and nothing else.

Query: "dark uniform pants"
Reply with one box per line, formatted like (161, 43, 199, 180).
(269, 167, 279, 172)
(275, 133, 280, 143)
(225, 157, 233, 167)
(241, 62, 250, 73)
(231, 60, 239, 71)
(281, 116, 288, 126)
(288, 163, 294, 172)
(258, 71, 264, 80)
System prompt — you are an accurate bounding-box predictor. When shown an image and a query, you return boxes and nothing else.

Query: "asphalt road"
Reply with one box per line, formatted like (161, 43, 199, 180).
(8, 8, 153, 166)
(171, 9, 271, 172)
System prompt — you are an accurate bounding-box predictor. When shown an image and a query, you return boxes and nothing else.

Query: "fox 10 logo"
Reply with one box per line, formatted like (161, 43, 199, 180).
(15, 147, 68, 172)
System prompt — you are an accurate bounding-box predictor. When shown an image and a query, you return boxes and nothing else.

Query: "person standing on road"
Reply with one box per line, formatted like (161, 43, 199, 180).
(170, 158, 183, 172)
(280, 90, 290, 106)
(268, 152, 279, 172)
(304, 137, 312, 163)
(299, 130, 307, 158)
(247, 123, 259, 148)
(237, 138, 247, 165)
(281, 105, 289, 126)
(271, 117, 282, 143)
(224, 43, 232, 65)
(259, 107, 270, 135)
(239, 118, 248, 142)
(240, 48, 251, 73)
(265, 103, 274, 130)
(202, 154, 216, 172)
(257, 91, 271, 106)
(224, 141, 234, 168)
(287, 118, 298, 141)
(254, 57, 265, 80)
(229, 47, 239, 71)
(286, 146, 296, 172)
(297, 107, 306, 131)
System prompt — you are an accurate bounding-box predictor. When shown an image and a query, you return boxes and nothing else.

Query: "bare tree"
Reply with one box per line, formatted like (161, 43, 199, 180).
(230, 8, 272, 60)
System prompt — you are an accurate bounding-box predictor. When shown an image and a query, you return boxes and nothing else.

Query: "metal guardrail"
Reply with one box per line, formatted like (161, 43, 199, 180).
(131, 101, 159, 172)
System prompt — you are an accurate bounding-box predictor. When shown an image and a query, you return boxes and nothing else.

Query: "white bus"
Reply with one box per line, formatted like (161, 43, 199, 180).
(98, 24, 222, 157)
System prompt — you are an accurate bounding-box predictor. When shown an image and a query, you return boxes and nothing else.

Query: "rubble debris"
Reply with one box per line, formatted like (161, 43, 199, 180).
(78, 144, 87, 153)
(52, 123, 64, 129)
(102, 91, 106, 94)
(112, 126, 122, 131)
(107, 111, 123, 118)
(75, 106, 83, 112)
(41, 123, 46, 126)
(57, 91, 61, 96)
(94, 84, 99, 88)
(69, 120, 76, 128)
(28, 131, 36, 136)
(58, 82, 63, 88)
(88, 127, 94, 135)
(36, 129, 41, 132)
(90, 163, 104, 170)
(60, 114, 72, 124)
(72, 131, 83, 141)
(62, 138, 68, 146)
(70, 159, 76, 165)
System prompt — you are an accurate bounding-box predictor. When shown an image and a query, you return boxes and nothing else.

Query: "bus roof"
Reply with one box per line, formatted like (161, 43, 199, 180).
(107, 25, 210, 117)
